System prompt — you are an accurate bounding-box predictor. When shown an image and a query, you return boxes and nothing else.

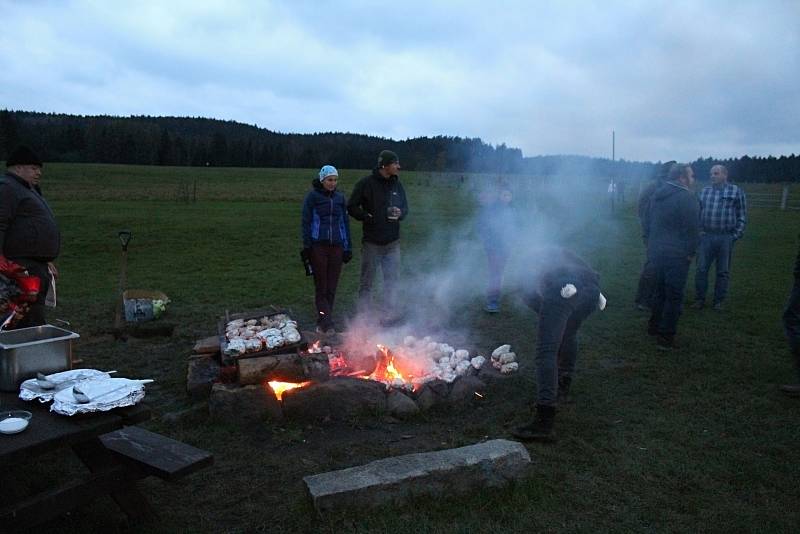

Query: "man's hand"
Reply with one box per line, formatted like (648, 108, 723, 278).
(0, 256, 25, 275)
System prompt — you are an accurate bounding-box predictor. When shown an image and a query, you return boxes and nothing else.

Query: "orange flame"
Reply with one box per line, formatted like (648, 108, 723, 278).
(268, 380, 311, 401)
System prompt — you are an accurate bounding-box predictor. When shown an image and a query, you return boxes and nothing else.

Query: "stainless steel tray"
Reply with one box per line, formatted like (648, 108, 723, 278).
(0, 325, 80, 392)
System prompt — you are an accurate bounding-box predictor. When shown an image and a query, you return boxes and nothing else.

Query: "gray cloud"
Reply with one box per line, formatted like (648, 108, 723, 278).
(1, 0, 798, 161)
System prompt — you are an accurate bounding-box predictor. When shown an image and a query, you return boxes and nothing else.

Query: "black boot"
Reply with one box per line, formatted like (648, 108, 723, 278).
(557, 375, 573, 404)
(512, 404, 556, 442)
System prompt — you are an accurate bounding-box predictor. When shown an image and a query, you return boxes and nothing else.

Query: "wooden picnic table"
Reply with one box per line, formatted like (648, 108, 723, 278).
(0, 391, 212, 530)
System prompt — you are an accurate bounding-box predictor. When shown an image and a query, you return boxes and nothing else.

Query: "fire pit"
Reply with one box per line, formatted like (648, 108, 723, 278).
(187, 309, 518, 422)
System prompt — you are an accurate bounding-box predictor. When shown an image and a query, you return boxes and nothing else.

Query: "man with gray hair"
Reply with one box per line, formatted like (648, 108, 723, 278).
(646, 163, 700, 350)
(691, 164, 747, 311)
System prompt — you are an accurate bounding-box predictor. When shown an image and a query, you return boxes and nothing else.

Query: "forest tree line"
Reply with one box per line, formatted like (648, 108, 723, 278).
(1, 110, 798, 183)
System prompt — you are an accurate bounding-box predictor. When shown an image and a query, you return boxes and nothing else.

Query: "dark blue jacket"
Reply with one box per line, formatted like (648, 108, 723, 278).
(0, 171, 61, 261)
(646, 181, 700, 259)
(301, 179, 351, 251)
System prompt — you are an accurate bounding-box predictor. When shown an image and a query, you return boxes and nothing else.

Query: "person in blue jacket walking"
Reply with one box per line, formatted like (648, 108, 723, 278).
(302, 165, 352, 333)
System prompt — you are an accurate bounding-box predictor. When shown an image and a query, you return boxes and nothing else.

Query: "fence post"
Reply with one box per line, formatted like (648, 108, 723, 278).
(781, 185, 789, 210)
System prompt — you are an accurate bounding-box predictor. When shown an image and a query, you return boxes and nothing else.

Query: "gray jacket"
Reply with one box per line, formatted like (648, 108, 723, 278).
(646, 181, 699, 260)
(0, 172, 61, 261)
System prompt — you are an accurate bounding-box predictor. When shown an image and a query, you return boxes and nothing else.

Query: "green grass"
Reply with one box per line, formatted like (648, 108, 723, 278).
(11, 163, 800, 532)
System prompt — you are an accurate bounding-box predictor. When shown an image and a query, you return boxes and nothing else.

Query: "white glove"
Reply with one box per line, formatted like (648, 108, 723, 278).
(598, 292, 607, 310)
(560, 284, 577, 299)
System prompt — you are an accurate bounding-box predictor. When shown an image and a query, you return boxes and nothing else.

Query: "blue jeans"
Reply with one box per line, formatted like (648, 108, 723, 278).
(649, 255, 690, 337)
(534, 284, 599, 406)
(358, 241, 400, 313)
(694, 233, 734, 304)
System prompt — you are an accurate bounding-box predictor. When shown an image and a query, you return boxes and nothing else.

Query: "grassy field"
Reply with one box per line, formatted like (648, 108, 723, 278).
(6, 163, 800, 533)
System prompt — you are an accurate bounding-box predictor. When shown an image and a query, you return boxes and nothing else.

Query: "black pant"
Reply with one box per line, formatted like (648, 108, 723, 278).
(309, 244, 343, 325)
(648, 255, 690, 337)
(635, 259, 657, 307)
(11, 258, 50, 329)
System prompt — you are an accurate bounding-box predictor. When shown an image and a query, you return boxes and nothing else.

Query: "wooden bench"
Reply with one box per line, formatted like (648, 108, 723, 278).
(99, 426, 213, 482)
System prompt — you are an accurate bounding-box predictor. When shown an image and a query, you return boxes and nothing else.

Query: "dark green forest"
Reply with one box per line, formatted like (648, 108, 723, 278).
(1, 110, 798, 182)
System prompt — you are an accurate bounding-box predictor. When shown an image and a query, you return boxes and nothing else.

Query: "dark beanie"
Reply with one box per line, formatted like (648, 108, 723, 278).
(377, 150, 399, 167)
(6, 145, 43, 167)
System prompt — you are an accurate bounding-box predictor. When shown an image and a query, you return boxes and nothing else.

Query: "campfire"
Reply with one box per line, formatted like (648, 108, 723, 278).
(195, 309, 519, 422)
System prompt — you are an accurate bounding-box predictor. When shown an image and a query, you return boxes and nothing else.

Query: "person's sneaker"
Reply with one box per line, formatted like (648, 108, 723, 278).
(779, 384, 800, 397)
(691, 301, 705, 310)
(656, 335, 677, 350)
(712, 302, 724, 311)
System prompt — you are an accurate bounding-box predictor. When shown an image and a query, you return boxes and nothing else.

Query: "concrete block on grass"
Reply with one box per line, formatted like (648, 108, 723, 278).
(303, 439, 531, 514)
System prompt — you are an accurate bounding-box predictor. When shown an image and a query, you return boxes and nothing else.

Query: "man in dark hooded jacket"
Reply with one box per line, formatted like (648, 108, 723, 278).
(347, 150, 408, 321)
(634, 161, 675, 310)
(646, 163, 699, 349)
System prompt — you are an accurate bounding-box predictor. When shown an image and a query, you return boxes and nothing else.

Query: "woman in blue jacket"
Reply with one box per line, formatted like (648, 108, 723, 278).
(302, 165, 352, 333)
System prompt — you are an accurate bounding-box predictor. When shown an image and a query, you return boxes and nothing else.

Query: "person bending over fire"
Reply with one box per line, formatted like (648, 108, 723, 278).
(513, 248, 606, 442)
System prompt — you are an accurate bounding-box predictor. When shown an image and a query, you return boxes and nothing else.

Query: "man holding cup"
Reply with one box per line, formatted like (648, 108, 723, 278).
(347, 150, 409, 323)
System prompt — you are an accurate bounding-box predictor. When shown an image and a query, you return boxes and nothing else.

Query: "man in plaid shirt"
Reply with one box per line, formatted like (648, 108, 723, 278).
(692, 165, 747, 310)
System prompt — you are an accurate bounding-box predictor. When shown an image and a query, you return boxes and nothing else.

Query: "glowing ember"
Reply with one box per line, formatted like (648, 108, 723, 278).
(268, 380, 311, 400)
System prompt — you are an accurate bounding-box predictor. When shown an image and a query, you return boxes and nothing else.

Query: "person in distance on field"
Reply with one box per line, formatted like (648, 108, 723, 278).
(691, 164, 747, 311)
(780, 238, 800, 397)
(0, 145, 60, 328)
(347, 150, 408, 325)
(301, 165, 352, 334)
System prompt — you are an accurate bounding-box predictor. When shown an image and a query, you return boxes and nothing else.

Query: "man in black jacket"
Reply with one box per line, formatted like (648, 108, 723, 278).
(646, 163, 699, 349)
(347, 150, 409, 322)
(0, 146, 61, 328)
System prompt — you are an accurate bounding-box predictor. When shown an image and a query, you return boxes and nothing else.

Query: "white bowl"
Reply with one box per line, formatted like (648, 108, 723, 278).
(0, 410, 32, 434)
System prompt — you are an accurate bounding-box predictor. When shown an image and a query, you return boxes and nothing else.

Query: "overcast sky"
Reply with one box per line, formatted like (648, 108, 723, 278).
(1, 0, 798, 162)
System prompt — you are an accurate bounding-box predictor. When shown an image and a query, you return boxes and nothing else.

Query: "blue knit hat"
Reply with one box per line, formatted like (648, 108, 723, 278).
(319, 165, 338, 181)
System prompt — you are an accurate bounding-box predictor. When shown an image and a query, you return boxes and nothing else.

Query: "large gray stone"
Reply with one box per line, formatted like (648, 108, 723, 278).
(282, 377, 387, 421)
(237, 352, 306, 384)
(208, 383, 283, 422)
(193, 335, 221, 354)
(304, 439, 532, 514)
(186, 355, 221, 400)
(386, 390, 419, 418)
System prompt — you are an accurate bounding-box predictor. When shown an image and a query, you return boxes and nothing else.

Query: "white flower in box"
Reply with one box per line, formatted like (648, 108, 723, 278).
(500, 362, 519, 374)
(470, 355, 486, 369)
(492, 344, 511, 358)
(498, 352, 516, 364)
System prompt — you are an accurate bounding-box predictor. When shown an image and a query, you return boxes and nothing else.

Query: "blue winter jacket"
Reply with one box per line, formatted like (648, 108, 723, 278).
(302, 179, 351, 251)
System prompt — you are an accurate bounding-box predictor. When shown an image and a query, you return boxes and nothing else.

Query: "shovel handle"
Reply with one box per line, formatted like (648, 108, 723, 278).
(118, 230, 132, 251)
